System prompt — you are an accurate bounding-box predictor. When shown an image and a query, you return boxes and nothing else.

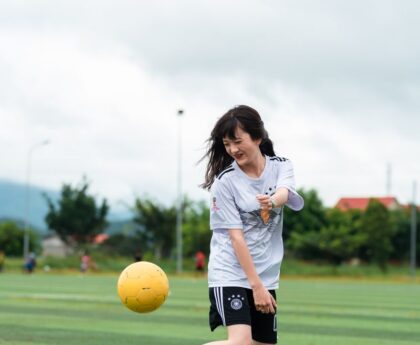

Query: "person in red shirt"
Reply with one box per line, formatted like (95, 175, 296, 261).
(195, 250, 206, 271)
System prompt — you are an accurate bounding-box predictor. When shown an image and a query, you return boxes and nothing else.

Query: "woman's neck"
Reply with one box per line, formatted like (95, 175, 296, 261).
(238, 153, 266, 178)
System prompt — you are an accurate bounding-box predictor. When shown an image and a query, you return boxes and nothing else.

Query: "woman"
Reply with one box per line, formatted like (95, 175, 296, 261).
(201, 105, 304, 345)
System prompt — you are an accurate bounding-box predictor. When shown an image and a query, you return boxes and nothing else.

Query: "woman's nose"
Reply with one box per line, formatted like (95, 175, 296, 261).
(230, 144, 239, 154)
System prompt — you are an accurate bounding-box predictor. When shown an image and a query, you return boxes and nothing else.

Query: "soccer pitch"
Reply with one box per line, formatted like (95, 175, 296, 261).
(0, 273, 419, 345)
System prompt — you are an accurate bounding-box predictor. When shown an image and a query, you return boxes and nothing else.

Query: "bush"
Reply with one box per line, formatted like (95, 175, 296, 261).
(0, 221, 40, 256)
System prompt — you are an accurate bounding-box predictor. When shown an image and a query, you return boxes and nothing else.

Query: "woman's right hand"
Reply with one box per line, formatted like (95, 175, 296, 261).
(252, 284, 277, 314)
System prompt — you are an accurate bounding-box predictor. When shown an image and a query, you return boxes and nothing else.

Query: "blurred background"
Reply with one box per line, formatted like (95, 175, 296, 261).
(0, 0, 418, 275)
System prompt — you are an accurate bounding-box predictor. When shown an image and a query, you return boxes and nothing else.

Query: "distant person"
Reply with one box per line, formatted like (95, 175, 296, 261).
(24, 252, 37, 274)
(200, 105, 304, 345)
(80, 252, 91, 273)
(195, 250, 206, 272)
(134, 249, 143, 262)
(0, 250, 5, 272)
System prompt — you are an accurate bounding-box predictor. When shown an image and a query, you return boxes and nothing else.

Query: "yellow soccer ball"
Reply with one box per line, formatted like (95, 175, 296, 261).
(117, 261, 169, 313)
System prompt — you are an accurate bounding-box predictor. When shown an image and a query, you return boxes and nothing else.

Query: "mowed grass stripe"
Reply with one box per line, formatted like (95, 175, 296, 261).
(279, 313, 419, 334)
(280, 281, 420, 304)
(280, 315, 420, 340)
(278, 333, 416, 345)
(282, 300, 420, 313)
(280, 307, 420, 324)
(0, 324, 209, 345)
(0, 313, 211, 341)
(0, 304, 207, 326)
(282, 296, 420, 312)
(278, 321, 420, 342)
(0, 298, 210, 320)
(0, 293, 209, 310)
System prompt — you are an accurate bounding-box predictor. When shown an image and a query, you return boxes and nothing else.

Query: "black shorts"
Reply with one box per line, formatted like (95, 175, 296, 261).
(209, 286, 277, 344)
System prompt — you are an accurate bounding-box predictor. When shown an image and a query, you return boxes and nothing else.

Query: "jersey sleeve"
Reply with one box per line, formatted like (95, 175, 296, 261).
(210, 179, 243, 230)
(276, 159, 304, 211)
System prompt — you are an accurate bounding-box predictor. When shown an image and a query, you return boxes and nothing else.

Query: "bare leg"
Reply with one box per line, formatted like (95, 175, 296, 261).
(203, 324, 252, 345)
(252, 341, 275, 345)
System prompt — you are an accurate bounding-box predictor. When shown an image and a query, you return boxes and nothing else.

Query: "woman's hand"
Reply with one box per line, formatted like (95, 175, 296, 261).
(256, 194, 272, 224)
(252, 283, 277, 314)
(256, 194, 273, 211)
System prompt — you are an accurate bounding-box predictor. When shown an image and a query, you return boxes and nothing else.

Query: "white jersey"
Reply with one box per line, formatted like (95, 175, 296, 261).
(208, 156, 304, 289)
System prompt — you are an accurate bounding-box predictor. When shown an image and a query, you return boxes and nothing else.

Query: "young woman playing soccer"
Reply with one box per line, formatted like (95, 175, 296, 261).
(201, 105, 304, 345)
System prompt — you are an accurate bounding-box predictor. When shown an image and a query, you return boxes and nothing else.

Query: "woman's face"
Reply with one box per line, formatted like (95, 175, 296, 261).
(222, 126, 262, 167)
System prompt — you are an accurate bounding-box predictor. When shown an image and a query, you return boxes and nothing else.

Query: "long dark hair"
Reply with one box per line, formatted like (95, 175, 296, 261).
(200, 105, 276, 190)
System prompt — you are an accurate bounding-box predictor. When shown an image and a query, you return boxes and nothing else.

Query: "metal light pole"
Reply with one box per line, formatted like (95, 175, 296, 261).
(410, 181, 417, 277)
(176, 109, 184, 273)
(23, 139, 50, 260)
(386, 163, 392, 195)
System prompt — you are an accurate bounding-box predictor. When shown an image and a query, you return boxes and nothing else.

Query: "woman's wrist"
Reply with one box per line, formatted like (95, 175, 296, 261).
(250, 280, 264, 290)
(269, 196, 277, 208)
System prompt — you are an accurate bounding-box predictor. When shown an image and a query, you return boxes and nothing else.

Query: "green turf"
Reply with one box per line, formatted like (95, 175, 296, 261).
(0, 273, 419, 344)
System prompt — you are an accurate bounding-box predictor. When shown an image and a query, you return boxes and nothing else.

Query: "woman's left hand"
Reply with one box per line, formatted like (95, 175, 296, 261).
(256, 194, 272, 210)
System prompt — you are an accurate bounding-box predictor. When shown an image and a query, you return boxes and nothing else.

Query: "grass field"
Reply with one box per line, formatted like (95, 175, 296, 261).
(0, 273, 419, 345)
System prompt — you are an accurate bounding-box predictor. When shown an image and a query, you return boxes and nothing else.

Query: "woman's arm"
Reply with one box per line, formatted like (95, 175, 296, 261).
(256, 187, 289, 210)
(228, 229, 277, 314)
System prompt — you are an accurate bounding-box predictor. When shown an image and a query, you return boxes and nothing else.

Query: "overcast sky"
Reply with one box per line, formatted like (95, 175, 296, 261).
(1, 0, 419, 215)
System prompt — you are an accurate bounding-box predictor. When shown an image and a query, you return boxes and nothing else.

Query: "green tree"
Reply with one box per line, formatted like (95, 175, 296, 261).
(44, 178, 109, 248)
(390, 205, 420, 261)
(284, 188, 327, 240)
(285, 188, 327, 259)
(286, 197, 366, 264)
(101, 233, 139, 257)
(360, 199, 393, 270)
(389, 207, 420, 264)
(133, 197, 176, 259)
(0, 221, 40, 256)
(317, 208, 364, 264)
(183, 199, 211, 257)
(100, 221, 143, 257)
(389, 208, 411, 261)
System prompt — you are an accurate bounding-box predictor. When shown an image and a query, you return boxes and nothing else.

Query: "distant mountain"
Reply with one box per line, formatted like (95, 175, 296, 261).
(0, 179, 59, 232)
(105, 219, 138, 235)
(0, 179, 133, 234)
(0, 217, 38, 231)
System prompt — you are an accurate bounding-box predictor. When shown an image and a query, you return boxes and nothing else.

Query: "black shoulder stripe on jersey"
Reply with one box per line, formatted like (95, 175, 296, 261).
(217, 167, 234, 180)
(217, 165, 232, 176)
(270, 156, 288, 162)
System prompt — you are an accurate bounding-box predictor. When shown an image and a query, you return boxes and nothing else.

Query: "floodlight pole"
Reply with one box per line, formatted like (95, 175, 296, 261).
(386, 163, 391, 195)
(23, 140, 50, 260)
(410, 181, 417, 277)
(176, 109, 184, 273)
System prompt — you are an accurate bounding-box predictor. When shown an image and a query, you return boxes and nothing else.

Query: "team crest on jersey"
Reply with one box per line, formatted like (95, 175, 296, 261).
(228, 294, 245, 310)
(211, 197, 220, 211)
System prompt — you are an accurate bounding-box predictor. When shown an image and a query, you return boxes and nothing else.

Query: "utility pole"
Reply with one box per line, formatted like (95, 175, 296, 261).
(386, 163, 392, 195)
(23, 140, 50, 259)
(176, 109, 184, 273)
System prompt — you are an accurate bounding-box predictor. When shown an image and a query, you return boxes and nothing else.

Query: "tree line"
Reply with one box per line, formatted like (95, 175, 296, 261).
(283, 190, 419, 270)
(0, 179, 418, 270)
